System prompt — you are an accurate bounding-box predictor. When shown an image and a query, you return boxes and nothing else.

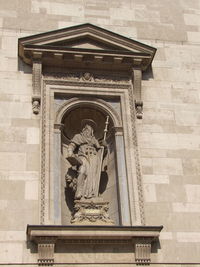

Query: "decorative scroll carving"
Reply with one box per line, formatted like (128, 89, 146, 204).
(32, 58, 42, 114)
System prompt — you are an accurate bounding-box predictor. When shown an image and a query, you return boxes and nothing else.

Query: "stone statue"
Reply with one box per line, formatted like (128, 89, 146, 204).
(66, 119, 106, 200)
(66, 117, 114, 225)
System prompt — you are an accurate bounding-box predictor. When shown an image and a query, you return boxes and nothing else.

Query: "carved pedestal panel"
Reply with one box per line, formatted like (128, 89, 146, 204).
(71, 198, 114, 225)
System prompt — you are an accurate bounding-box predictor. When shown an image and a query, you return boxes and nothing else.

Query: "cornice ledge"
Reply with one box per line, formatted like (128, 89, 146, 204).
(27, 225, 163, 265)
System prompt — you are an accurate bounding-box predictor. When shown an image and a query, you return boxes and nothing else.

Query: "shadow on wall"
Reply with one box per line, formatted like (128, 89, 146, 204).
(152, 238, 161, 252)
(18, 57, 32, 73)
(142, 65, 154, 80)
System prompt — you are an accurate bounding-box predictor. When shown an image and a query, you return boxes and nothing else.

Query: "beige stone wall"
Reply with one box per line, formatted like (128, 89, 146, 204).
(0, 0, 200, 265)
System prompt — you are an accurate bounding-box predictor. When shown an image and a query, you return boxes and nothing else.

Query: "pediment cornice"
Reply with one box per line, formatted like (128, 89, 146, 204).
(18, 23, 156, 71)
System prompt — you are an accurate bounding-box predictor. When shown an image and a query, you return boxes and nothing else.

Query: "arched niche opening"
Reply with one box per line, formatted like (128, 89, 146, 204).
(59, 104, 120, 225)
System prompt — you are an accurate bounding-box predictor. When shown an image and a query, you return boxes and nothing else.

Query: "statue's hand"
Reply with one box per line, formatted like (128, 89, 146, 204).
(76, 157, 83, 166)
(100, 140, 107, 147)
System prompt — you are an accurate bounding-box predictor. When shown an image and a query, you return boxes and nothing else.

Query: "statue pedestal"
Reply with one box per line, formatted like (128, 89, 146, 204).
(71, 198, 114, 225)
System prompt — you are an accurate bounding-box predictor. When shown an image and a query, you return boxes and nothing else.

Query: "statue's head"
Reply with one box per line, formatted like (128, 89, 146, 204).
(81, 119, 97, 136)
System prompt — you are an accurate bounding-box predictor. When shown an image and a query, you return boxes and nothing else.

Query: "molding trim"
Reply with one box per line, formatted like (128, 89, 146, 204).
(128, 84, 145, 225)
(55, 97, 121, 128)
(40, 79, 47, 225)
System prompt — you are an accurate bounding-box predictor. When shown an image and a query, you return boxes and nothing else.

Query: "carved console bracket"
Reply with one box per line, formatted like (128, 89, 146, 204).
(134, 237, 153, 265)
(27, 225, 162, 265)
(37, 237, 57, 266)
(132, 68, 143, 119)
(32, 55, 42, 114)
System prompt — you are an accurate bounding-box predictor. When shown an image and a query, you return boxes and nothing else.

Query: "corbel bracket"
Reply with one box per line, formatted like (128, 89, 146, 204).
(134, 237, 153, 265)
(32, 53, 42, 114)
(132, 68, 143, 119)
(36, 236, 57, 266)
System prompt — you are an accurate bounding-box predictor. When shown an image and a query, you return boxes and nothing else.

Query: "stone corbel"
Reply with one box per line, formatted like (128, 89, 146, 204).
(35, 237, 57, 266)
(32, 52, 42, 114)
(134, 237, 153, 265)
(132, 67, 143, 119)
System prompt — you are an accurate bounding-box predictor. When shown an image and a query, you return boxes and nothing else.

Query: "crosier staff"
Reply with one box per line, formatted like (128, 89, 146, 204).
(95, 116, 109, 197)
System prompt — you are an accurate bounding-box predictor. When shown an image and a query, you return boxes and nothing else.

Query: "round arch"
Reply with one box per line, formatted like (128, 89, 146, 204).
(55, 97, 121, 128)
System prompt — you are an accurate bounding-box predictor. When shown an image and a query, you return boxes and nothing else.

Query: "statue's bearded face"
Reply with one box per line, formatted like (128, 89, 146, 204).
(82, 124, 93, 137)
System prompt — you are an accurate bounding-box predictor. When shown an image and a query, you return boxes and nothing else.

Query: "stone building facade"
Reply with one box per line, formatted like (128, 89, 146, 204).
(0, 0, 200, 266)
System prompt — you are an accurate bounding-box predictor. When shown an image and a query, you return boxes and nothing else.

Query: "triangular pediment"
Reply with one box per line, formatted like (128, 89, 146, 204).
(43, 36, 130, 52)
(18, 23, 156, 70)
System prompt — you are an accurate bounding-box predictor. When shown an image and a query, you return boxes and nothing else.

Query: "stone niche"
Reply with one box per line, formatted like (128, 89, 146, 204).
(19, 23, 162, 265)
(60, 104, 118, 225)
